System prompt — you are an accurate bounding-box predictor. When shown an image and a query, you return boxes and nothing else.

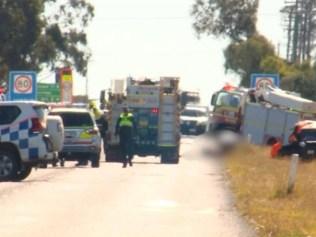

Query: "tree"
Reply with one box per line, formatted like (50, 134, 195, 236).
(191, 0, 259, 41)
(0, 0, 94, 83)
(279, 61, 316, 100)
(224, 34, 275, 86)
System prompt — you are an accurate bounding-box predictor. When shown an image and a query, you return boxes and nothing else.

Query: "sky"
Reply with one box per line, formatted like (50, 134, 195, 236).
(70, 0, 285, 104)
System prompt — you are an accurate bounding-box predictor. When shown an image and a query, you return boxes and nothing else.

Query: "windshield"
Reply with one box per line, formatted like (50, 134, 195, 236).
(50, 112, 94, 127)
(300, 130, 316, 141)
(215, 92, 241, 108)
(181, 109, 207, 117)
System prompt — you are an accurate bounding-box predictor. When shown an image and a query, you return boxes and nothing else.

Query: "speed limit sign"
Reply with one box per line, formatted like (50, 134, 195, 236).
(14, 75, 33, 93)
(9, 71, 37, 101)
(250, 74, 280, 89)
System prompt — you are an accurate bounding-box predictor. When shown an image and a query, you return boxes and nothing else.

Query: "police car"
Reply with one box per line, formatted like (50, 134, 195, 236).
(0, 101, 58, 181)
(49, 107, 101, 167)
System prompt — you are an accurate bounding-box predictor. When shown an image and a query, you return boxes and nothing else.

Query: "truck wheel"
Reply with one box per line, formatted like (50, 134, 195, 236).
(12, 164, 32, 182)
(0, 150, 19, 181)
(161, 148, 179, 164)
(91, 153, 100, 168)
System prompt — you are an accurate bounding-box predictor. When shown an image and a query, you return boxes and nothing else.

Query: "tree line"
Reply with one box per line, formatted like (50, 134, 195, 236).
(191, 0, 316, 101)
(0, 0, 94, 86)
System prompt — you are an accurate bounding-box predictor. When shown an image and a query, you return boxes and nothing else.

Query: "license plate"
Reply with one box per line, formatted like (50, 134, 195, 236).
(189, 128, 196, 133)
(307, 150, 315, 155)
(65, 131, 77, 138)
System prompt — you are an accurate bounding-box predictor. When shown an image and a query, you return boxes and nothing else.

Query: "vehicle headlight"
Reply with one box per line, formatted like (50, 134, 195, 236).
(299, 141, 306, 148)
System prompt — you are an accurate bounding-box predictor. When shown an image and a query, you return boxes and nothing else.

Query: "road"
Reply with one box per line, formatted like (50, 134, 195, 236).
(0, 136, 255, 237)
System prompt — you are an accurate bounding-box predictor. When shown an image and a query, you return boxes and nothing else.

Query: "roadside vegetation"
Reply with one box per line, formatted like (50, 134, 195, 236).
(226, 144, 316, 237)
(191, 0, 316, 101)
(0, 1, 94, 83)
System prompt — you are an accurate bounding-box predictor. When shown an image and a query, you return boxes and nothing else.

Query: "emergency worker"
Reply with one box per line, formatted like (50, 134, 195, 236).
(277, 124, 303, 157)
(98, 111, 108, 156)
(75, 100, 103, 166)
(89, 101, 108, 156)
(89, 100, 102, 120)
(115, 107, 135, 168)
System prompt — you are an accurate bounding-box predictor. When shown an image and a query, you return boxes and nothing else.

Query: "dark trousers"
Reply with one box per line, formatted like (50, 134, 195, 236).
(101, 136, 106, 155)
(120, 141, 133, 165)
(119, 127, 134, 165)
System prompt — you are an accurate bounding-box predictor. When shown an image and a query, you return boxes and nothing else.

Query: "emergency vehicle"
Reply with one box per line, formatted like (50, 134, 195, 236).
(242, 86, 316, 146)
(179, 90, 200, 109)
(270, 120, 316, 159)
(0, 101, 61, 181)
(210, 84, 248, 132)
(104, 77, 180, 164)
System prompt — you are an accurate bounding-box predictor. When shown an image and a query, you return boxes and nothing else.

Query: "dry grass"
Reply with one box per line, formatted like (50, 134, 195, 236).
(226, 144, 316, 237)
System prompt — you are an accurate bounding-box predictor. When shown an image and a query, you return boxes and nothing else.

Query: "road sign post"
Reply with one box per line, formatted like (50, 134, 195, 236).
(8, 71, 37, 101)
(58, 67, 73, 103)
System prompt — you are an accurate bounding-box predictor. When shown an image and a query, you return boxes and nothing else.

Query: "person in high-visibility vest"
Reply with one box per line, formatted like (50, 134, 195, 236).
(89, 100, 102, 120)
(115, 107, 135, 168)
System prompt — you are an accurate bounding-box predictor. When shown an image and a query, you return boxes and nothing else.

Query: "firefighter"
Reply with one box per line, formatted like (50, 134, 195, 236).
(115, 107, 135, 168)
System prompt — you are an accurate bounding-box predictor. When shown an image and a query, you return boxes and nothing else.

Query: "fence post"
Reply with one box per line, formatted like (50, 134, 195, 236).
(247, 134, 252, 143)
(287, 154, 300, 194)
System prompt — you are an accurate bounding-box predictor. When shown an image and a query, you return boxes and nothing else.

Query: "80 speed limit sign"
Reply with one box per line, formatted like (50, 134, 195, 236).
(9, 71, 37, 100)
(14, 75, 33, 93)
(250, 74, 280, 89)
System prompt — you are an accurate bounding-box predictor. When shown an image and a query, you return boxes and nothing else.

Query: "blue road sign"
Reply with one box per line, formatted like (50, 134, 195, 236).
(8, 71, 37, 101)
(250, 74, 280, 89)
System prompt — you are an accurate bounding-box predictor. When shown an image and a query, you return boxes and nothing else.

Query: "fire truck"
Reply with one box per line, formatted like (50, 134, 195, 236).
(104, 77, 181, 164)
(242, 86, 316, 146)
(211, 83, 316, 145)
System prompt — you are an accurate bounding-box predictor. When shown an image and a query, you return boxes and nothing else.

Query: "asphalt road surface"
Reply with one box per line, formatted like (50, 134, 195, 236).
(0, 135, 255, 237)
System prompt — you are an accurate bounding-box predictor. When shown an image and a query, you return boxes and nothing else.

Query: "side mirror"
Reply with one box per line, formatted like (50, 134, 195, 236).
(211, 94, 217, 106)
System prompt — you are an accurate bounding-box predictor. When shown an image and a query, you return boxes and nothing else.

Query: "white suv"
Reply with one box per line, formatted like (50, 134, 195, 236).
(0, 101, 58, 181)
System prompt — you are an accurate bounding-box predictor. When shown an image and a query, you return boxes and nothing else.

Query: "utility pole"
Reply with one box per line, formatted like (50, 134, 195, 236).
(282, 0, 316, 63)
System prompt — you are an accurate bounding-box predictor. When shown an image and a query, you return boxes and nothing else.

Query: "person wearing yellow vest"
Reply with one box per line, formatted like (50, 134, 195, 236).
(115, 107, 135, 168)
(89, 100, 102, 120)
